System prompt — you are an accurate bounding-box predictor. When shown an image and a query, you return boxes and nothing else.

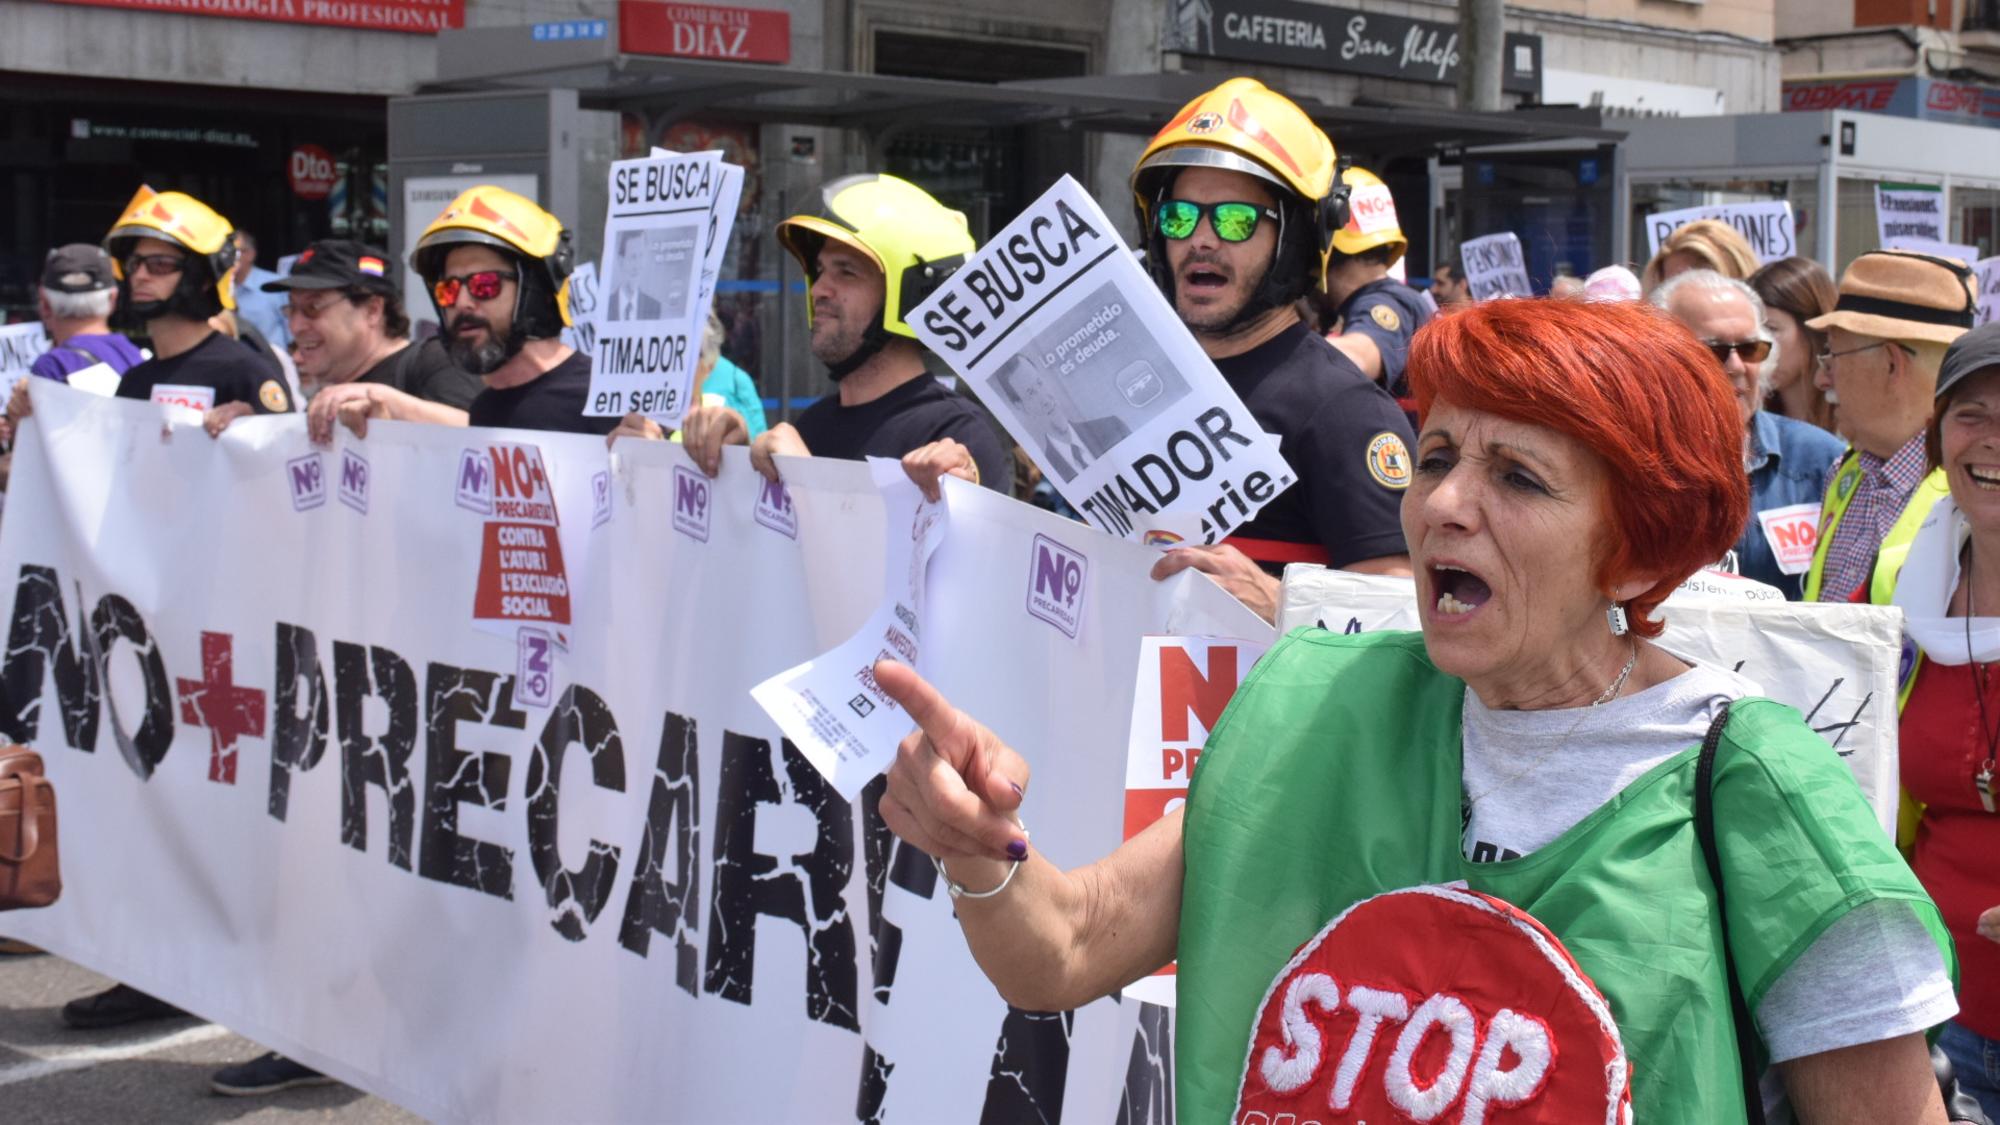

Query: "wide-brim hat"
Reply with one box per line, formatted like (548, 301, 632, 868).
(1806, 248, 1977, 345)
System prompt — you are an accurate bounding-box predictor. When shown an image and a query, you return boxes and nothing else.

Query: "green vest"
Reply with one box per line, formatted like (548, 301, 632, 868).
(1802, 450, 1949, 605)
(1178, 629, 1953, 1125)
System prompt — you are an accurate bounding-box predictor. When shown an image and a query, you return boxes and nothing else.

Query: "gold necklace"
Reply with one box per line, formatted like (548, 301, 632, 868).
(1462, 641, 1639, 810)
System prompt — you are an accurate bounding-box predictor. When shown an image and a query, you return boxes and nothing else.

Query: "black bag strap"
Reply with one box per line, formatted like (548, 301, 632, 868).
(1694, 701, 1767, 1125)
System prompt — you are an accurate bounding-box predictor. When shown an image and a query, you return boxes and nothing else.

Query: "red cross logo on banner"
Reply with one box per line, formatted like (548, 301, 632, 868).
(175, 632, 267, 785)
(1234, 885, 1631, 1125)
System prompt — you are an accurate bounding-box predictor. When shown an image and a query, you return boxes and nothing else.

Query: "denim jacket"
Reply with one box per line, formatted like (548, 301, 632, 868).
(1735, 410, 1848, 599)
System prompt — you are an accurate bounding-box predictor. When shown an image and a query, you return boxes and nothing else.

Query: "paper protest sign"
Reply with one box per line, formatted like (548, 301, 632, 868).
(1276, 567, 1904, 835)
(1877, 186, 1947, 245)
(1978, 257, 2000, 326)
(753, 458, 948, 798)
(589, 151, 740, 422)
(1886, 235, 1981, 264)
(1121, 633, 1269, 1008)
(1643, 201, 1796, 264)
(65, 362, 121, 397)
(0, 321, 51, 397)
(1757, 501, 1822, 576)
(150, 384, 215, 412)
(560, 259, 600, 356)
(1460, 232, 1532, 300)
(906, 175, 1293, 548)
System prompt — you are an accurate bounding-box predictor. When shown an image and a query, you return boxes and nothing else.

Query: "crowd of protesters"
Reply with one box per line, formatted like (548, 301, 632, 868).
(1, 71, 1997, 1122)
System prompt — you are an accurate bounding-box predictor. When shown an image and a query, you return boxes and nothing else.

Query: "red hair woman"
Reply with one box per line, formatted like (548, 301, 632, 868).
(877, 300, 1957, 1123)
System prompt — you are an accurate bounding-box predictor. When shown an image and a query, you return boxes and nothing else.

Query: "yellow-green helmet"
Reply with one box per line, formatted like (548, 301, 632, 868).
(775, 173, 976, 340)
(105, 185, 241, 315)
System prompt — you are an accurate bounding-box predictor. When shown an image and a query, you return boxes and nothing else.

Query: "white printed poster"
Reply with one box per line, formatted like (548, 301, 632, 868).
(0, 320, 52, 396)
(1978, 256, 2000, 326)
(0, 379, 1271, 1123)
(1876, 186, 1947, 246)
(559, 258, 600, 356)
(1644, 201, 1796, 264)
(590, 151, 740, 421)
(1460, 231, 1533, 300)
(907, 175, 1294, 549)
(400, 173, 539, 321)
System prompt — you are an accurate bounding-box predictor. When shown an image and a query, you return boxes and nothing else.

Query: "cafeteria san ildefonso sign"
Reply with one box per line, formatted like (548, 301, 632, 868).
(1168, 0, 1539, 93)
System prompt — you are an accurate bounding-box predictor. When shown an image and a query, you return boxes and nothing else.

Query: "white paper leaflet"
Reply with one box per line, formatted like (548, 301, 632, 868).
(1459, 231, 1533, 300)
(752, 459, 948, 799)
(0, 379, 1270, 1123)
(906, 175, 1294, 549)
(589, 150, 742, 422)
(1120, 633, 1269, 1008)
(0, 320, 51, 398)
(1276, 565, 1904, 835)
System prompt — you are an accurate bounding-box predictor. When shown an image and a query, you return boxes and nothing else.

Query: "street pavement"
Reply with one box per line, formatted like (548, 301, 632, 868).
(0, 950, 423, 1123)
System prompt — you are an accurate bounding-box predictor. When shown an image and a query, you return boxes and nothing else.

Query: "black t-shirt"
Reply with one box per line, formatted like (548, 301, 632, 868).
(115, 330, 294, 413)
(1216, 323, 1413, 571)
(1335, 277, 1432, 396)
(359, 338, 482, 410)
(793, 374, 1010, 492)
(466, 352, 617, 435)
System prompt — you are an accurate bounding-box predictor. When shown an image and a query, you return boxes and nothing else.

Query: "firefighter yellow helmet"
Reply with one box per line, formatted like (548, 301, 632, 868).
(775, 173, 975, 341)
(410, 185, 574, 336)
(1129, 78, 1348, 320)
(1331, 165, 1407, 266)
(104, 186, 241, 314)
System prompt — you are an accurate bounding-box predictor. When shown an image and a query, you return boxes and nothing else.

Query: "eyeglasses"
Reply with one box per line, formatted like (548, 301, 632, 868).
(431, 270, 517, 308)
(1816, 340, 1896, 369)
(126, 253, 186, 278)
(1155, 200, 1278, 243)
(1704, 339, 1772, 365)
(282, 293, 349, 321)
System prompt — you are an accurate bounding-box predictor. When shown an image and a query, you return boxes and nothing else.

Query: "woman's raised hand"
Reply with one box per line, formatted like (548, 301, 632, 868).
(874, 659, 1030, 864)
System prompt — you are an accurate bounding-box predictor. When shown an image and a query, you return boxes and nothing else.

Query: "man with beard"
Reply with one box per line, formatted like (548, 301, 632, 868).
(672, 174, 1007, 490)
(102, 187, 295, 427)
(320, 186, 612, 438)
(1136, 79, 1414, 622)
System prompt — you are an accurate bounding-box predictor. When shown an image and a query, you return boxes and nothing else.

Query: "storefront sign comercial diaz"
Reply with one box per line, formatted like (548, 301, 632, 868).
(47, 0, 463, 33)
(618, 0, 791, 65)
(1168, 0, 1539, 94)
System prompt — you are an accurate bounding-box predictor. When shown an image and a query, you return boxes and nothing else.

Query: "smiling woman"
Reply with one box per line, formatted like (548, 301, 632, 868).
(872, 299, 1958, 1125)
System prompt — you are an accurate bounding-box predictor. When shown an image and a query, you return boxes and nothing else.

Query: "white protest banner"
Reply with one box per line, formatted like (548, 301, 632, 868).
(1120, 633, 1269, 1009)
(1979, 256, 2000, 327)
(0, 320, 52, 396)
(401, 173, 538, 320)
(907, 175, 1294, 548)
(0, 379, 1269, 1123)
(590, 151, 738, 421)
(1886, 235, 1981, 264)
(752, 459, 948, 799)
(1276, 567, 1903, 834)
(1460, 232, 1533, 300)
(559, 259, 600, 356)
(1877, 185, 1947, 246)
(1643, 201, 1796, 264)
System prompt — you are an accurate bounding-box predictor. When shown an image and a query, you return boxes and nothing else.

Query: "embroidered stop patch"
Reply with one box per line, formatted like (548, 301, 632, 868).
(1232, 885, 1630, 1125)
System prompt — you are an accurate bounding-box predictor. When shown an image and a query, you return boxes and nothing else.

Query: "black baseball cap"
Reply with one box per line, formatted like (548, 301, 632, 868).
(1937, 321, 2000, 401)
(262, 239, 398, 295)
(42, 244, 116, 293)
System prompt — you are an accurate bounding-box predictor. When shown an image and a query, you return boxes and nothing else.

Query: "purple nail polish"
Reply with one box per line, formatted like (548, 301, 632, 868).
(1005, 839, 1028, 862)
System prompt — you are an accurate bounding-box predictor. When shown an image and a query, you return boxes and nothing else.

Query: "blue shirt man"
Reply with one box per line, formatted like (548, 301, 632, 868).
(1737, 408, 1847, 598)
(230, 232, 292, 349)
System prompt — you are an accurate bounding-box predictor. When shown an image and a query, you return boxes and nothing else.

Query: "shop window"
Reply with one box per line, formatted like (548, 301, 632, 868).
(1628, 176, 1821, 269)
(1953, 186, 2000, 262)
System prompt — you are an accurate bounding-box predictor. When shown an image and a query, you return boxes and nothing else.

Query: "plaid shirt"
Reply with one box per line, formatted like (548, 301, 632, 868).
(1814, 432, 1929, 603)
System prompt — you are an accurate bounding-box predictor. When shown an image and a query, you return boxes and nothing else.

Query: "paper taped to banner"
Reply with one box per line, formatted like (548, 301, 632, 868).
(1643, 201, 1796, 264)
(1460, 231, 1532, 300)
(906, 175, 1293, 549)
(0, 379, 1272, 1123)
(1276, 566, 1903, 834)
(0, 320, 51, 397)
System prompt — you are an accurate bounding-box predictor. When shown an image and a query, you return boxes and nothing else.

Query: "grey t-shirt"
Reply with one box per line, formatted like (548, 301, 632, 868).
(1459, 658, 1955, 1118)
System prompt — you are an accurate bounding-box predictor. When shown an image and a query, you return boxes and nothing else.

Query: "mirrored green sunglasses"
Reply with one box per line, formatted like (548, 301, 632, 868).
(1155, 199, 1278, 243)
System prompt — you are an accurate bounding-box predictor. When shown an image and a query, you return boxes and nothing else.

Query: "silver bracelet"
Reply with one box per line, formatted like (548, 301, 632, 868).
(933, 854, 1020, 900)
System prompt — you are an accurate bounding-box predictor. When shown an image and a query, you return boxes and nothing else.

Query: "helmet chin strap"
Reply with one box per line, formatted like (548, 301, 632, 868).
(823, 322, 891, 383)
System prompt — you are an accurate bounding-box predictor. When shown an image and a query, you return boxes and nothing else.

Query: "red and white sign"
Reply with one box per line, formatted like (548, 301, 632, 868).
(468, 443, 573, 638)
(618, 0, 790, 64)
(150, 384, 216, 412)
(1756, 501, 1822, 577)
(289, 144, 338, 201)
(1122, 634, 1269, 1007)
(1234, 885, 1631, 1125)
(1346, 182, 1399, 237)
(45, 0, 463, 34)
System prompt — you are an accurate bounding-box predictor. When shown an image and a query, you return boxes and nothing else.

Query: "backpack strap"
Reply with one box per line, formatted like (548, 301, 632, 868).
(1694, 701, 1767, 1125)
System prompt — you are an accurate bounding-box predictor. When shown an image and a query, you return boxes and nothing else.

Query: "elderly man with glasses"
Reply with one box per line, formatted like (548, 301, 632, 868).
(1653, 269, 1846, 598)
(1801, 250, 1978, 604)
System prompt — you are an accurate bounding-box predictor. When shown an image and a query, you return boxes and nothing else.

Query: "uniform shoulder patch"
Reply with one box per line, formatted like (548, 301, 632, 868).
(258, 379, 288, 412)
(1369, 304, 1402, 333)
(1366, 431, 1411, 489)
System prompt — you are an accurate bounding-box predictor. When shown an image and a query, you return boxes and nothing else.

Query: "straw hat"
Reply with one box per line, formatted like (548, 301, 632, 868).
(1806, 249, 1977, 345)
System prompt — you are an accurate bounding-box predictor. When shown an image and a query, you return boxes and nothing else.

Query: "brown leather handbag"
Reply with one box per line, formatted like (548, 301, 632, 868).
(0, 746, 59, 910)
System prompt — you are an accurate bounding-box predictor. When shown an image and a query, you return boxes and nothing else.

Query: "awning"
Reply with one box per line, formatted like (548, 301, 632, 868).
(429, 26, 1624, 157)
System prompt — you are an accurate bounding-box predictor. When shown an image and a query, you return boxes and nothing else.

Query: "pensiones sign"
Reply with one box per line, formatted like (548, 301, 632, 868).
(46, 0, 463, 34)
(1165, 0, 1539, 94)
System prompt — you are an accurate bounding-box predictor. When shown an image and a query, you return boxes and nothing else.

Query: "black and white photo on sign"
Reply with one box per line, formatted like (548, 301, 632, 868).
(604, 225, 699, 323)
(991, 281, 1191, 483)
